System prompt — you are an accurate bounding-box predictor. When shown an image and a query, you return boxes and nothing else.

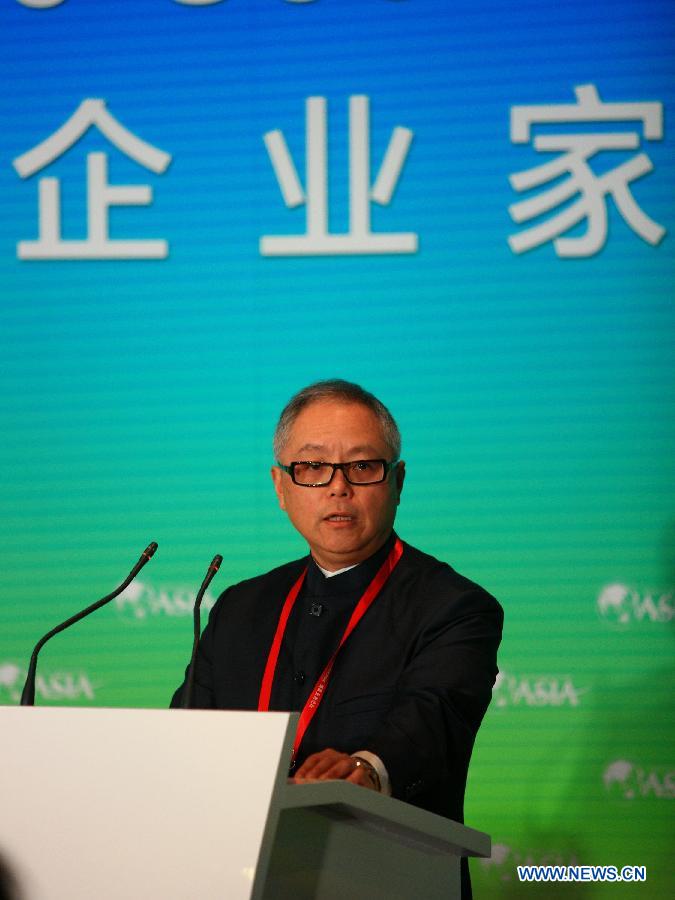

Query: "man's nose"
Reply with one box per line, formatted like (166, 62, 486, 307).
(329, 466, 353, 495)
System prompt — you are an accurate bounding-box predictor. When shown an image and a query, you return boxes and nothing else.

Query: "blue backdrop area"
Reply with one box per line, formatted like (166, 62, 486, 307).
(1, 1, 673, 895)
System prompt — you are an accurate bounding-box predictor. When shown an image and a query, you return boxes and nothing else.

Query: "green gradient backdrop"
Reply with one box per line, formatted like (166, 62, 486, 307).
(1, 1, 673, 895)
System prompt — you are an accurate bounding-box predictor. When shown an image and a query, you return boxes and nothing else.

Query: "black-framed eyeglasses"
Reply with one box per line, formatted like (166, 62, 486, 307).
(277, 459, 398, 487)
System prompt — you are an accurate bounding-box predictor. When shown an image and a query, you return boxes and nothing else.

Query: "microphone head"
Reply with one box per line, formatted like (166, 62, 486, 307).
(210, 554, 223, 571)
(143, 541, 159, 559)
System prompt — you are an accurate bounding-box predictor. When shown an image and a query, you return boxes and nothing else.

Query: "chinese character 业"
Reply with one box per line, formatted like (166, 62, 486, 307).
(260, 95, 417, 256)
(508, 84, 665, 257)
(13, 99, 172, 260)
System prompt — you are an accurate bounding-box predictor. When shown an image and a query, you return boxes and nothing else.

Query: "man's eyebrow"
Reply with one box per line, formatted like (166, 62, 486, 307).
(293, 443, 382, 457)
(345, 445, 381, 456)
(295, 443, 327, 456)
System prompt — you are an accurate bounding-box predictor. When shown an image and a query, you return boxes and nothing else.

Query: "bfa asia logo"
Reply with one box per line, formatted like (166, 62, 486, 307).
(115, 580, 216, 621)
(0, 662, 95, 704)
(597, 583, 672, 627)
(604, 760, 675, 800)
(479, 842, 579, 881)
(493, 670, 588, 708)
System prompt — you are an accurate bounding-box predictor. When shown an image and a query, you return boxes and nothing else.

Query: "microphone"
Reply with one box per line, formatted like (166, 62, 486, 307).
(20, 542, 158, 707)
(180, 554, 223, 709)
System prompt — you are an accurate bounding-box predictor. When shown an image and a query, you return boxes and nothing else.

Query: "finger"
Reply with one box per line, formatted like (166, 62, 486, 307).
(295, 751, 336, 778)
(295, 749, 343, 778)
(294, 750, 332, 777)
(314, 758, 358, 781)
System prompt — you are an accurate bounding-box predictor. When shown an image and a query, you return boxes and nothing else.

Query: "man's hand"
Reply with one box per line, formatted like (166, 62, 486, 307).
(292, 748, 380, 791)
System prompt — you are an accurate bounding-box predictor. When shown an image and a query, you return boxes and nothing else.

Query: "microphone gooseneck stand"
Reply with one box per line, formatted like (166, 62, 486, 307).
(180, 554, 223, 709)
(20, 541, 159, 706)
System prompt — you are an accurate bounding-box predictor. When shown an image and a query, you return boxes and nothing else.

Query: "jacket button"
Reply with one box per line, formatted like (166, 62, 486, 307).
(294, 670, 305, 685)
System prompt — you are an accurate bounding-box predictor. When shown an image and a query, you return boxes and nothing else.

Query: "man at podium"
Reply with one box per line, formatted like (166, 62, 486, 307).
(172, 380, 502, 885)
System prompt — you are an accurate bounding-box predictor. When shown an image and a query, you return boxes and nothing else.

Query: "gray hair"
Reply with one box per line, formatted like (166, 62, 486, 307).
(273, 380, 401, 460)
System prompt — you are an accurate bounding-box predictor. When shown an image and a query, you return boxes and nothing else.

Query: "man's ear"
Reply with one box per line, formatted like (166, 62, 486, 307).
(395, 461, 406, 504)
(271, 465, 286, 510)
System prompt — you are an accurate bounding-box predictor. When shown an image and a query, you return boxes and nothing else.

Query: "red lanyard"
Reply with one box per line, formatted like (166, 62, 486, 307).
(258, 537, 404, 765)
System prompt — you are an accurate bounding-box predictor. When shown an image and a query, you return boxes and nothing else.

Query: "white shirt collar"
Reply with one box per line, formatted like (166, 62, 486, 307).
(316, 563, 358, 578)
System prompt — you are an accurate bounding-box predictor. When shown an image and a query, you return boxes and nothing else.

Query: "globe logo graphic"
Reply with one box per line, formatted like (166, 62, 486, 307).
(603, 760, 635, 798)
(597, 584, 631, 624)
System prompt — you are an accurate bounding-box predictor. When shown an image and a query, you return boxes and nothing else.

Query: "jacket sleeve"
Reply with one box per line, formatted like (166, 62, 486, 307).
(366, 584, 503, 804)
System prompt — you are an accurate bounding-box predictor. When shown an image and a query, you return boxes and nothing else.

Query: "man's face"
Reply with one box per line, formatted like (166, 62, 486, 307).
(271, 400, 405, 571)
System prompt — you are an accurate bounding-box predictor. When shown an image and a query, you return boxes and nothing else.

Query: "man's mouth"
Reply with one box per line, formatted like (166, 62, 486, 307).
(324, 514, 355, 522)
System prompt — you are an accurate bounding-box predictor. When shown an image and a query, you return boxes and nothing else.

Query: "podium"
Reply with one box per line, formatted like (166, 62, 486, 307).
(0, 708, 489, 899)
